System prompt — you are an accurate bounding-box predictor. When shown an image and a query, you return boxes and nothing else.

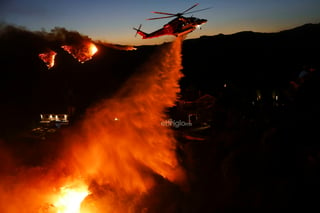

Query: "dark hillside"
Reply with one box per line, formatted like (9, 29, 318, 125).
(182, 23, 320, 92)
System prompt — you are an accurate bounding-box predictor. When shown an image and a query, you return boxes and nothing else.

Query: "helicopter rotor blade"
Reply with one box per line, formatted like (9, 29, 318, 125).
(151, 11, 176, 16)
(146, 3, 211, 21)
(147, 15, 176, 20)
(183, 7, 213, 15)
(181, 3, 199, 14)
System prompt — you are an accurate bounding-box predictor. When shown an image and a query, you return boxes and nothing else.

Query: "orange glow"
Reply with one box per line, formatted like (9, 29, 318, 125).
(53, 182, 90, 213)
(39, 50, 57, 69)
(89, 43, 98, 56)
(61, 42, 98, 63)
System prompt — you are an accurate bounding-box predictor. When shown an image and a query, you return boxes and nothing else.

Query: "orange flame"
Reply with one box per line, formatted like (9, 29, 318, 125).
(61, 42, 98, 63)
(52, 181, 90, 213)
(88, 43, 98, 56)
(39, 50, 57, 69)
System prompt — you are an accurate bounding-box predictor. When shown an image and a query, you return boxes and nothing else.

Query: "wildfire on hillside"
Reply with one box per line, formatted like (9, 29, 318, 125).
(62, 42, 98, 63)
(39, 50, 57, 69)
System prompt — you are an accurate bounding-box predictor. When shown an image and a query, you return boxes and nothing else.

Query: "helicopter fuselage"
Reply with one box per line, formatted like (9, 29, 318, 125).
(138, 16, 207, 39)
(133, 3, 209, 39)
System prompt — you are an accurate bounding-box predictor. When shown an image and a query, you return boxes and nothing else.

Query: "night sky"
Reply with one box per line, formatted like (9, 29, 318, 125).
(1, 0, 320, 45)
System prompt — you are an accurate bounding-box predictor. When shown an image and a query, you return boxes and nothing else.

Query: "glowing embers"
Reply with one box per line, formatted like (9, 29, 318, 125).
(62, 42, 98, 63)
(52, 181, 90, 213)
(39, 50, 57, 69)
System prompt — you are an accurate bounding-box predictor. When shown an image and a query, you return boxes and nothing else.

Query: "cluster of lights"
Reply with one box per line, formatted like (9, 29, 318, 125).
(251, 90, 281, 106)
(40, 114, 68, 123)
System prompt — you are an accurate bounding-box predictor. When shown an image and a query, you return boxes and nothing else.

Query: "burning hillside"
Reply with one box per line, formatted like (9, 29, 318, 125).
(39, 49, 57, 69)
(61, 42, 98, 64)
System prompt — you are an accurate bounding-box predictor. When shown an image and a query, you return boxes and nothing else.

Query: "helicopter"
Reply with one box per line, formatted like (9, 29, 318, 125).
(133, 3, 210, 39)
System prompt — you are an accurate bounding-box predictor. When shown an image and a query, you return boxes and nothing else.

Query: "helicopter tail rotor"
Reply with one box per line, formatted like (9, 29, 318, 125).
(133, 24, 149, 39)
(133, 24, 142, 37)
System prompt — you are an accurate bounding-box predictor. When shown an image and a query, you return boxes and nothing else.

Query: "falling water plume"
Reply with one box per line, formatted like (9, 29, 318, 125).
(66, 36, 186, 212)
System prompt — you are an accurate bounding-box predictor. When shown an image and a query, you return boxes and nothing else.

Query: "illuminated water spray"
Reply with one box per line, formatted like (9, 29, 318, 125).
(67, 36, 186, 212)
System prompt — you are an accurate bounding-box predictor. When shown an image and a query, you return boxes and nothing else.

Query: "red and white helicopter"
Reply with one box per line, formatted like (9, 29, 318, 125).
(133, 3, 210, 39)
